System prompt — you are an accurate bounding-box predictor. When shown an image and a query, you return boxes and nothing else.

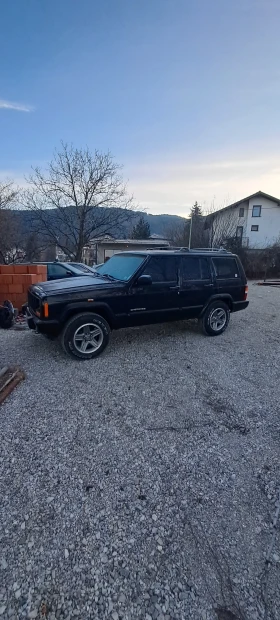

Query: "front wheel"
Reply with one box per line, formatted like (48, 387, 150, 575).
(201, 301, 230, 336)
(61, 313, 110, 359)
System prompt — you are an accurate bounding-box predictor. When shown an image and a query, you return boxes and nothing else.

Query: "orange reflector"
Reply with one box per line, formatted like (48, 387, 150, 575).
(43, 302, 49, 318)
(244, 285, 248, 300)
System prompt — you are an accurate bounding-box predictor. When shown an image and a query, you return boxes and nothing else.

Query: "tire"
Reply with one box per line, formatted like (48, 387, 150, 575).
(201, 301, 230, 336)
(61, 313, 110, 359)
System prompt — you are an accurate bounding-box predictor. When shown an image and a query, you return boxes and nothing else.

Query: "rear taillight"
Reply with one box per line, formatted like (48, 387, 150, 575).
(244, 285, 248, 300)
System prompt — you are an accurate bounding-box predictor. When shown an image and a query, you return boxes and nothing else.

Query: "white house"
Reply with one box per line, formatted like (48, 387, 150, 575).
(208, 191, 280, 249)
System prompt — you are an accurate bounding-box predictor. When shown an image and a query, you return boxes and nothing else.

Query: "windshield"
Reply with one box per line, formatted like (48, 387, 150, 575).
(98, 254, 145, 281)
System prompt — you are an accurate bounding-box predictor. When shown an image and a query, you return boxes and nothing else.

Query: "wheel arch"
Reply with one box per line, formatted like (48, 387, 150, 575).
(61, 303, 115, 328)
(200, 294, 233, 316)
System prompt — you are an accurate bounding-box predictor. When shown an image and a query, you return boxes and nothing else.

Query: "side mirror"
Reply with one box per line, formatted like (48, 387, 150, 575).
(137, 274, 152, 286)
(66, 270, 72, 277)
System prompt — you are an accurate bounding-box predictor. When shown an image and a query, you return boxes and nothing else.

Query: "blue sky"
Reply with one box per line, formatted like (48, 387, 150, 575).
(1, 0, 280, 215)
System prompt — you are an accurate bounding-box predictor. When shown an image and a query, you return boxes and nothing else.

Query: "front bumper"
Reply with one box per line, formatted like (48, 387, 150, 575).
(26, 307, 60, 335)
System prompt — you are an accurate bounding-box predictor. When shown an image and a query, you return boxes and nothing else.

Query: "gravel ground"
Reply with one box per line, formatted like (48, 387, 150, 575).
(0, 283, 279, 620)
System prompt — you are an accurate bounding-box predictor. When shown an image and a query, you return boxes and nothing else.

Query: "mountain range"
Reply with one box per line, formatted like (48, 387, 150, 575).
(13, 207, 187, 240)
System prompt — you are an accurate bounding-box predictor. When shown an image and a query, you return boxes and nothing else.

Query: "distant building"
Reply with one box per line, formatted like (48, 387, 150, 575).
(82, 236, 170, 265)
(207, 191, 280, 249)
(149, 233, 170, 240)
(56, 247, 69, 262)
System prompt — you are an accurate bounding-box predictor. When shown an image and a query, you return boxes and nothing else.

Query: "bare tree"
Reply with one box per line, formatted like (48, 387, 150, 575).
(0, 180, 18, 210)
(204, 204, 239, 248)
(22, 143, 136, 261)
(24, 232, 41, 262)
(0, 180, 20, 263)
(164, 219, 190, 247)
(0, 216, 29, 264)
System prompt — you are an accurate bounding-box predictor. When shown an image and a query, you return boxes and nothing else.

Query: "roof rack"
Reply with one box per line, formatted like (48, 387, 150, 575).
(146, 246, 231, 253)
(146, 246, 174, 250)
(191, 247, 230, 253)
(147, 246, 190, 251)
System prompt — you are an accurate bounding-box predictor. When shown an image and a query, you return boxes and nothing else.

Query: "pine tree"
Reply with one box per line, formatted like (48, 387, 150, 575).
(190, 201, 203, 218)
(189, 201, 205, 248)
(131, 216, 151, 239)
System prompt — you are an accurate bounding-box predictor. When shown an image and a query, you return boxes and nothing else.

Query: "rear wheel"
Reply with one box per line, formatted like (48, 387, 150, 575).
(61, 313, 110, 359)
(201, 301, 230, 336)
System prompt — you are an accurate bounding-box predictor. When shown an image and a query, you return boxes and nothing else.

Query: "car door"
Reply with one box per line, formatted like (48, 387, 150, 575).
(179, 255, 214, 318)
(128, 255, 180, 325)
(211, 256, 243, 301)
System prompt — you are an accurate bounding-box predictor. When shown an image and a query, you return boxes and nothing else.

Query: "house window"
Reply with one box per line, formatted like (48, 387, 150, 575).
(251, 225, 259, 231)
(236, 226, 243, 239)
(252, 205, 261, 217)
(239, 207, 244, 217)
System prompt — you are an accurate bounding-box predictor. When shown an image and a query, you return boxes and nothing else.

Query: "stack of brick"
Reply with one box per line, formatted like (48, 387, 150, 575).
(0, 264, 47, 310)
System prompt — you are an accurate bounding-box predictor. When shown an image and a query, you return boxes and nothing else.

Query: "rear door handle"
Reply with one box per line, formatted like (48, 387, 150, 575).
(169, 285, 180, 290)
(204, 283, 214, 287)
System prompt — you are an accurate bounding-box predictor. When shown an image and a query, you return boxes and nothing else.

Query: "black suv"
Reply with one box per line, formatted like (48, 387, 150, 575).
(27, 249, 249, 360)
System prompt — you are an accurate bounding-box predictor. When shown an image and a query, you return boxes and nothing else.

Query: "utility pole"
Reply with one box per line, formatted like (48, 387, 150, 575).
(188, 213, 193, 250)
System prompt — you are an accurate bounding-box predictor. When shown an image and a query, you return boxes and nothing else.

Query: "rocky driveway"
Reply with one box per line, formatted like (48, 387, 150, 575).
(0, 283, 279, 620)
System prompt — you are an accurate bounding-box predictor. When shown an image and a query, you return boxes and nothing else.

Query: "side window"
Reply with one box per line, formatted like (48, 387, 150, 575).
(212, 258, 239, 279)
(200, 257, 211, 279)
(48, 264, 68, 278)
(181, 257, 201, 280)
(181, 257, 211, 281)
(142, 257, 177, 283)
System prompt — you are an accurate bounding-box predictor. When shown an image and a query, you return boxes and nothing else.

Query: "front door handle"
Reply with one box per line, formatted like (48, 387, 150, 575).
(169, 285, 180, 290)
(204, 283, 214, 287)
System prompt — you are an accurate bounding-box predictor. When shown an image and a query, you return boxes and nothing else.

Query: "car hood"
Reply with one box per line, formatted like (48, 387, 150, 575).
(32, 275, 123, 295)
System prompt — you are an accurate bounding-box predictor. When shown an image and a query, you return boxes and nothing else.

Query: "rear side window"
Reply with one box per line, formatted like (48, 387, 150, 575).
(181, 257, 211, 281)
(212, 257, 239, 279)
(142, 256, 178, 283)
(48, 264, 68, 278)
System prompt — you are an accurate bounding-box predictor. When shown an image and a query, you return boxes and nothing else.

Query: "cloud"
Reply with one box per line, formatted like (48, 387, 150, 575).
(0, 99, 34, 112)
(126, 153, 280, 216)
